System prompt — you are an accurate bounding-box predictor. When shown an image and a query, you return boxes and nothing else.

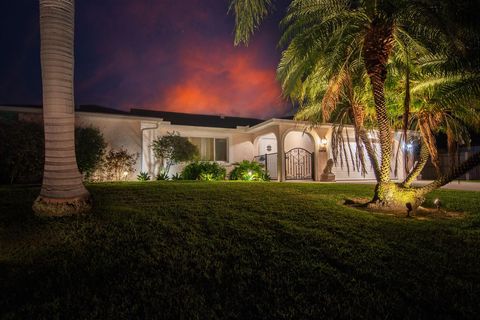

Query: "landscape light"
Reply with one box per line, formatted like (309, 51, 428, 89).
(433, 198, 441, 211)
(123, 171, 129, 177)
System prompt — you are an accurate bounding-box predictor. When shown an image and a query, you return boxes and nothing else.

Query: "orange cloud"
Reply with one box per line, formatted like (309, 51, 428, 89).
(149, 41, 287, 119)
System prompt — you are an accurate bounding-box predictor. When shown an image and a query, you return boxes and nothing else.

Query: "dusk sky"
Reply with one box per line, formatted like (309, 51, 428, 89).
(0, 0, 291, 119)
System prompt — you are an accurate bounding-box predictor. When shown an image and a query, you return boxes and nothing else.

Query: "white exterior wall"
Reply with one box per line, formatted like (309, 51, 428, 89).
(284, 131, 315, 153)
(0, 106, 409, 182)
(326, 127, 406, 181)
(75, 113, 142, 180)
(256, 133, 277, 155)
(141, 122, 254, 178)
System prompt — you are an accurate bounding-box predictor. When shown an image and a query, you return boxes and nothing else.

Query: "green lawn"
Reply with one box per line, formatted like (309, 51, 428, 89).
(1, 182, 479, 319)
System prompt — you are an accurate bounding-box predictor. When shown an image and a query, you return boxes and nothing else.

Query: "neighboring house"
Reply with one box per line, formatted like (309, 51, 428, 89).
(0, 105, 410, 181)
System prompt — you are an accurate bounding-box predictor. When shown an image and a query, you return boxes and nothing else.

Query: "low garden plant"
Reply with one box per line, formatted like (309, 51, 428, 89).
(137, 171, 151, 181)
(229, 160, 270, 181)
(181, 161, 226, 180)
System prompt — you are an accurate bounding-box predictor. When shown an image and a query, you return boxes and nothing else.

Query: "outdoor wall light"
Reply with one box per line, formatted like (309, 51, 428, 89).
(319, 138, 328, 151)
(405, 143, 414, 151)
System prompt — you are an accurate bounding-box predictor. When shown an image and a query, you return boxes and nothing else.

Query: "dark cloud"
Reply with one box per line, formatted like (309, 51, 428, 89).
(0, 0, 290, 119)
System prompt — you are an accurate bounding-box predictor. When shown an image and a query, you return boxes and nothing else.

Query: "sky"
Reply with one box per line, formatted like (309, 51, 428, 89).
(0, 0, 291, 119)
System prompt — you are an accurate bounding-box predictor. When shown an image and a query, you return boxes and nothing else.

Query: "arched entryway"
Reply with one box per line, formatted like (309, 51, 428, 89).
(283, 131, 315, 180)
(253, 132, 278, 180)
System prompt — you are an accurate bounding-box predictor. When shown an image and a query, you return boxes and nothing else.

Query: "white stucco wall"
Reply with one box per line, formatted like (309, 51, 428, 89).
(76, 113, 142, 180)
(326, 128, 406, 181)
(141, 122, 254, 178)
(1, 106, 409, 182)
(284, 131, 315, 153)
(256, 133, 277, 155)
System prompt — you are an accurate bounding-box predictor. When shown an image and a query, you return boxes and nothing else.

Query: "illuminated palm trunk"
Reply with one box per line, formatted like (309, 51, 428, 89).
(418, 152, 480, 195)
(360, 18, 415, 209)
(33, 0, 91, 216)
(363, 19, 395, 185)
(402, 143, 429, 188)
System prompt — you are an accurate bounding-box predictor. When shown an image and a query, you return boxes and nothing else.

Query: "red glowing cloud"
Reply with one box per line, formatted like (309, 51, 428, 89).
(73, 0, 289, 119)
(151, 41, 287, 118)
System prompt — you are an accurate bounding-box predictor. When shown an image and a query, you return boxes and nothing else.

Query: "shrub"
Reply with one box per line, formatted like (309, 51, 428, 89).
(96, 148, 138, 181)
(0, 120, 106, 184)
(137, 171, 151, 181)
(171, 173, 182, 180)
(0, 119, 44, 184)
(181, 161, 226, 181)
(151, 132, 198, 176)
(156, 170, 169, 181)
(75, 126, 107, 180)
(229, 160, 270, 181)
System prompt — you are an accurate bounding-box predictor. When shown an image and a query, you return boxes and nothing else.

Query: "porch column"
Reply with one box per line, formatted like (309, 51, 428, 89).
(276, 126, 286, 182)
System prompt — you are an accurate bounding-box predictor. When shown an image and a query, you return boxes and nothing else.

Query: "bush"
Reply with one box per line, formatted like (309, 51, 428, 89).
(0, 119, 106, 184)
(156, 170, 169, 181)
(229, 160, 270, 181)
(75, 127, 107, 180)
(181, 162, 226, 181)
(171, 173, 182, 180)
(95, 148, 138, 181)
(0, 119, 44, 184)
(137, 171, 151, 181)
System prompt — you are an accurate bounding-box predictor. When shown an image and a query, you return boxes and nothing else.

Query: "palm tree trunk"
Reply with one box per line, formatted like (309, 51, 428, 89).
(418, 151, 480, 195)
(403, 68, 410, 173)
(33, 0, 91, 216)
(402, 142, 429, 187)
(363, 19, 395, 184)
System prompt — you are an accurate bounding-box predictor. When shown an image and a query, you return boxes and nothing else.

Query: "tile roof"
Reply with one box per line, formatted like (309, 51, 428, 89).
(130, 108, 264, 128)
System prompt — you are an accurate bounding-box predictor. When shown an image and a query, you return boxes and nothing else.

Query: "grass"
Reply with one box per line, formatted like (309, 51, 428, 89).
(1, 182, 479, 319)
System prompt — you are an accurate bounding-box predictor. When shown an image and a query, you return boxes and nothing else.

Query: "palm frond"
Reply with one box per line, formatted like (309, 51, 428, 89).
(229, 0, 273, 45)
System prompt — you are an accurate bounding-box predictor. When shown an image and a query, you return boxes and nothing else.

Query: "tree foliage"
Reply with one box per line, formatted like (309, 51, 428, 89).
(151, 132, 199, 175)
(99, 149, 138, 181)
(231, 0, 480, 209)
(75, 126, 107, 180)
(0, 119, 44, 184)
(0, 119, 106, 184)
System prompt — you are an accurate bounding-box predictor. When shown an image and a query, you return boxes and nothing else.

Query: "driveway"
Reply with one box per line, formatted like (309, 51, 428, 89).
(301, 179, 480, 191)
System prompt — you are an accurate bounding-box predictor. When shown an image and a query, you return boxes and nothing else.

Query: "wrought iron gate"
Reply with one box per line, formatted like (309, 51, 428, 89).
(285, 148, 314, 180)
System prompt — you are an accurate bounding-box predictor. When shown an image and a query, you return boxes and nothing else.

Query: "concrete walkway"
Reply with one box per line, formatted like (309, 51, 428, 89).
(288, 179, 480, 191)
(337, 180, 480, 191)
(411, 180, 480, 191)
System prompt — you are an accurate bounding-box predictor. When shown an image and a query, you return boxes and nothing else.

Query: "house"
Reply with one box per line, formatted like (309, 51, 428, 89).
(0, 105, 410, 181)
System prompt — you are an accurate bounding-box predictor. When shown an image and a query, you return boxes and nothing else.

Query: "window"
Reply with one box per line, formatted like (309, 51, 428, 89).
(189, 137, 228, 162)
(215, 139, 227, 161)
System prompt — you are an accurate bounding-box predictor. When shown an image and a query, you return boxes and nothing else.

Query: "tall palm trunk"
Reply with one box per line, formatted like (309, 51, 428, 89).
(33, 0, 91, 216)
(363, 18, 395, 185)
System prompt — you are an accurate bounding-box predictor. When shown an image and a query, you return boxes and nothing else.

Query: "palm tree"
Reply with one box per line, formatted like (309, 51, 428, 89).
(33, 0, 91, 216)
(231, 0, 480, 211)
